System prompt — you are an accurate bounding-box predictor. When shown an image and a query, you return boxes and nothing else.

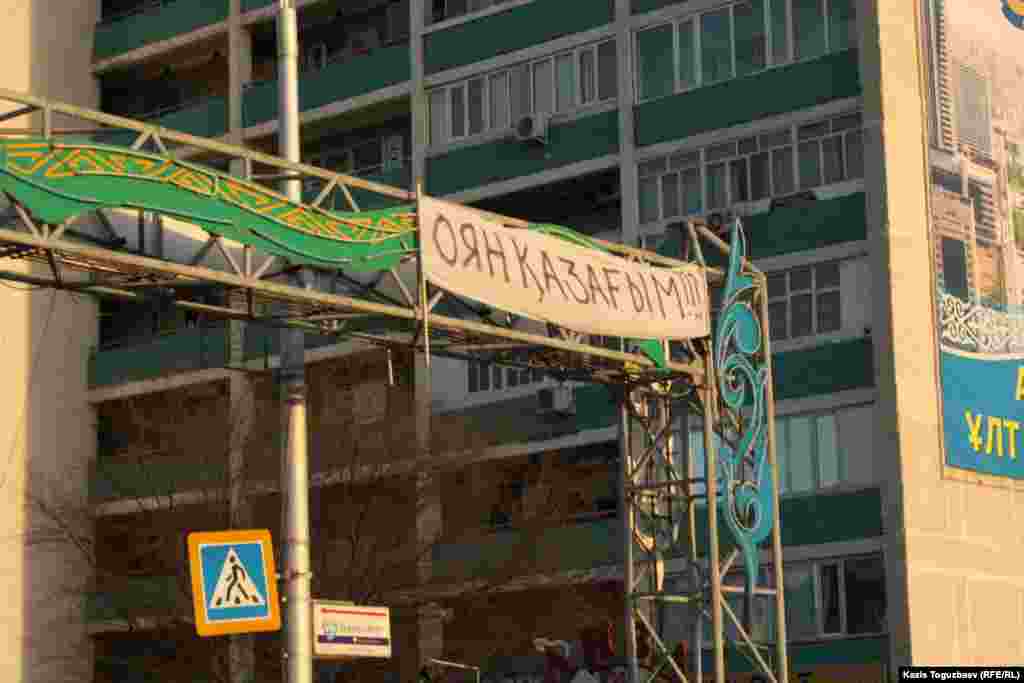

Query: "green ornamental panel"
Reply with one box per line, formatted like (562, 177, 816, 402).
(635, 49, 862, 147)
(426, 110, 619, 195)
(93, 0, 229, 62)
(423, 0, 615, 75)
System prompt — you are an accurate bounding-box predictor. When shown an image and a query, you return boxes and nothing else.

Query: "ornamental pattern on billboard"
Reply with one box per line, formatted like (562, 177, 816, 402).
(923, 0, 1024, 480)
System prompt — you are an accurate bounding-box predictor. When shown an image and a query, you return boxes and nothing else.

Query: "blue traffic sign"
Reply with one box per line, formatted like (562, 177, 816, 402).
(187, 529, 281, 637)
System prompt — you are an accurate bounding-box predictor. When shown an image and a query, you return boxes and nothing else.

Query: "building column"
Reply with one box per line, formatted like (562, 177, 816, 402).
(229, 0, 253, 149)
(229, 372, 257, 683)
(614, 0, 639, 248)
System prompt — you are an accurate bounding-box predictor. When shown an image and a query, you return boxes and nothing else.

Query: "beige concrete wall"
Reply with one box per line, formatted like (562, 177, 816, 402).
(863, 0, 1024, 670)
(0, 1, 99, 682)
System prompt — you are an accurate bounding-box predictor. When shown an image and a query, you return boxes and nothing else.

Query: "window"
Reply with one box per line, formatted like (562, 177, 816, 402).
(635, 0, 853, 104)
(428, 39, 616, 146)
(638, 112, 861, 226)
(774, 411, 843, 493)
(767, 262, 842, 342)
(667, 554, 886, 647)
(468, 361, 545, 393)
(428, 0, 513, 25)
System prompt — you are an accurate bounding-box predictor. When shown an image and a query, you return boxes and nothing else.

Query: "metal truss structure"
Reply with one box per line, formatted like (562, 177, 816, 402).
(0, 88, 788, 683)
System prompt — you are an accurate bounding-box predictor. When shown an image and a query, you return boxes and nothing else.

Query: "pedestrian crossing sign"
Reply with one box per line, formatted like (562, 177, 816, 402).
(187, 529, 281, 637)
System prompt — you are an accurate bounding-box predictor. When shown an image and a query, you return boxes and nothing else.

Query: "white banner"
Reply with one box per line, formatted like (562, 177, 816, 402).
(312, 602, 391, 659)
(419, 196, 710, 340)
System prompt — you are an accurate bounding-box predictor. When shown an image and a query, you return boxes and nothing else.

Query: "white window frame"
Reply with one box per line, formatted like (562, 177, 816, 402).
(426, 38, 617, 149)
(767, 261, 842, 343)
(467, 361, 547, 394)
(636, 111, 863, 227)
(633, 0, 856, 105)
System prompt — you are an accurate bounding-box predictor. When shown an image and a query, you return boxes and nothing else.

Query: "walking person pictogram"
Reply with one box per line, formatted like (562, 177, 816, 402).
(207, 547, 267, 610)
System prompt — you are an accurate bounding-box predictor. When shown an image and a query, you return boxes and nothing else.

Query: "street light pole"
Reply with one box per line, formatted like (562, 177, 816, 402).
(276, 2, 312, 683)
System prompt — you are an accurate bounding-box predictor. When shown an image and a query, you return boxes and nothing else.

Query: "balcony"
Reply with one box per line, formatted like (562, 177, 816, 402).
(635, 49, 862, 148)
(90, 455, 229, 504)
(243, 43, 411, 128)
(86, 575, 186, 623)
(93, 0, 229, 62)
(89, 324, 231, 388)
(241, 0, 273, 11)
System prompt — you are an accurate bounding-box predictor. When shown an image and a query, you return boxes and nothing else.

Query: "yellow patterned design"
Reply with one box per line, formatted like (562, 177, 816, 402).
(166, 166, 216, 197)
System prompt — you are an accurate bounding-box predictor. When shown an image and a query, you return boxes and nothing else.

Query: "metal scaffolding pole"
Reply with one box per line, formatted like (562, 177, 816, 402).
(619, 387, 639, 683)
(276, 2, 312, 683)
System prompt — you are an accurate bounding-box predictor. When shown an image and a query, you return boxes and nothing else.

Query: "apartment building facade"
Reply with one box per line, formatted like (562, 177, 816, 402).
(10, 0, 1024, 681)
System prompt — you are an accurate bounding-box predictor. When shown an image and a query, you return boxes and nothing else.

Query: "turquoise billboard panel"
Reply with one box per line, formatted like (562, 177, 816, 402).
(940, 348, 1024, 478)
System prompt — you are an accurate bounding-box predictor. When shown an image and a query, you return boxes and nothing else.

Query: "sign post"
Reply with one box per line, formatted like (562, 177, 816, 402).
(187, 529, 282, 637)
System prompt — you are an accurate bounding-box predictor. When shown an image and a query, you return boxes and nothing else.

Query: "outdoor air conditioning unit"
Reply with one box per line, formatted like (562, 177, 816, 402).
(538, 386, 575, 416)
(514, 113, 548, 144)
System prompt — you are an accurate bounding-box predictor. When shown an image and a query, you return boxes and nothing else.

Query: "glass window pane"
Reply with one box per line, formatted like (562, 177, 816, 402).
(820, 563, 843, 634)
(706, 141, 737, 162)
(774, 417, 788, 493)
(598, 40, 618, 101)
(788, 415, 814, 492)
(579, 48, 596, 104)
(739, 137, 758, 155)
(799, 140, 822, 189)
(450, 86, 466, 138)
(671, 150, 700, 169)
(817, 290, 841, 332)
(532, 368, 543, 382)
(507, 367, 519, 387)
(681, 167, 703, 214)
(771, 0, 789, 65)
(468, 78, 485, 135)
(769, 300, 788, 340)
(761, 128, 793, 149)
(468, 360, 478, 392)
(798, 120, 830, 140)
(793, 0, 826, 61)
(639, 175, 660, 223)
(701, 8, 733, 85)
(479, 360, 490, 390)
(823, 135, 845, 184)
(734, 0, 767, 77)
(707, 162, 728, 209)
(730, 157, 750, 203)
(489, 72, 509, 130)
(751, 151, 771, 199)
(639, 157, 667, 176)
(510, 64, 531, 120)
(832, 112, 861, 131)
(828, 0, 857, 52)
(429, 89, 447, 145)
(678, 20, 696, 89)
(447, 0, 467, 19)
(817, 413, 839, 487)
(492, 363, 503, 389)
(845, 130, 864, 178)
(636, 25, 674, 100)
(815, 261, 840, 288)
(790, 267, 812, 290)
(661, 173, 680, 218)
(772, 147, 795, 194)
(767, 272, 787, 298)
(791, 293, 813, 337)
(556, 53, 575, 112)
(785, 565, 817, 639)
(533, 60, 553, 115)
(844, 556, 887, 635)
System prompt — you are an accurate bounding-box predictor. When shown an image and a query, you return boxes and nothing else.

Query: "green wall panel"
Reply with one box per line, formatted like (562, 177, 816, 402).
(90, 456, 229, 503)
(89, 325, 229, 388)
(86, 575, 184, 622)
(426, 110, 619, 195)
(433, 487, 881, 583)
(93, 0, 229, 61)
(424, 0, 614, 75)
(631, 0, 680, 13)
(241, 0, 273, 11)
(243, 43, 410, 127)
(714, 636, 888, 673)
(745, 192, 866, 258)
(154, 96, 228, 139)
(773, 338, 875, 401)
(635, 49, 861, 147)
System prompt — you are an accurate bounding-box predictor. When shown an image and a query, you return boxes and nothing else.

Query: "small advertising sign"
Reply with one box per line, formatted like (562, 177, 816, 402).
(313, 601, 391, 659)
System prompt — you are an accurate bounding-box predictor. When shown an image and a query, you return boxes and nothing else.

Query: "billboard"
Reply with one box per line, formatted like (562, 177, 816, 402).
(922, 0, 1024, 482)
(312, 602, 391, 659)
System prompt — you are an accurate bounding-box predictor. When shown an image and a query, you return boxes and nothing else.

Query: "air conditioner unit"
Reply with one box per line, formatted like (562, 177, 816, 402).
(514, 113, 548, 144)
(538, 386, 575, 416)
